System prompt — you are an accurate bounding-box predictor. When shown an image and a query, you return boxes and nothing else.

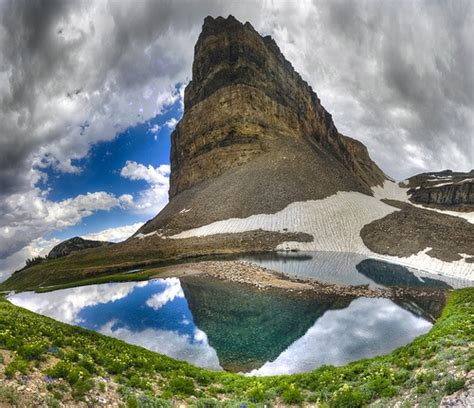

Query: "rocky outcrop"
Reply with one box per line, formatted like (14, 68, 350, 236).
(139, 15, 386, 236)
(47, 237, 113, 260)
(360, 200, 474, 263)
(406, 170, 474, 210)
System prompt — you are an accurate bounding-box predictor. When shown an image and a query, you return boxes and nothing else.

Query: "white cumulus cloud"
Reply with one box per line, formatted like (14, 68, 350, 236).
(164, 117, 178, 129)
(146, 278, 185, 310)
(120, 161, 170, 215)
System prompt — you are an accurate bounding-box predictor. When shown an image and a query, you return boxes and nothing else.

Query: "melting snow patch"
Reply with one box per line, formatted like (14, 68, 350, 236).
(172, 191, 397, 255)
(135, 230, 165, 239)
(172, 182, 473, 280)
(411, 204, 474, 224)
(428, 182, 455, 188)
(372, 180, 409, 202)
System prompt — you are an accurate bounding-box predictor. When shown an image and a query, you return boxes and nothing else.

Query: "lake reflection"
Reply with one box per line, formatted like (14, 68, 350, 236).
(239, 251, 467, 289)
(9, 277, 434, 374)
(249, 297, 431, 375)
(9, 279, 221, 370)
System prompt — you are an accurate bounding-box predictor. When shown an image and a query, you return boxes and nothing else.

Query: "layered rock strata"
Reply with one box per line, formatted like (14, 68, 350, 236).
(406, 170, 474, 210)
(139, 15, 386, 236)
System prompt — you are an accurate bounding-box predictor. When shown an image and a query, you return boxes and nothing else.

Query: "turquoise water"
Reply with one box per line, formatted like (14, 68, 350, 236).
(9, 275, 435, 374)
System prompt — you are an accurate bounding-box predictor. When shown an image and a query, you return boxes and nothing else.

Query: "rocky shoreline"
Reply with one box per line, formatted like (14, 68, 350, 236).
(152, 260, 448, 304)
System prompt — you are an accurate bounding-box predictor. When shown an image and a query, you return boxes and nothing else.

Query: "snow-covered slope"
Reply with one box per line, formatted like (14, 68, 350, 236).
(172, 191, 396, 253)
(410, 204, 474, 224)
(171, 181, 473, 280)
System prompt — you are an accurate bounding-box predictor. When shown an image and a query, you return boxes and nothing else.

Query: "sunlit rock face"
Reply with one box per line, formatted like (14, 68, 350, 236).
(174, 15, 386, 196)
(138, 15, 386, 236)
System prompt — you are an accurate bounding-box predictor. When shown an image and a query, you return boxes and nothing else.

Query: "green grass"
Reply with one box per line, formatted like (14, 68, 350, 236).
(0, 288, 472, 406)
(0, 250, 246, 293)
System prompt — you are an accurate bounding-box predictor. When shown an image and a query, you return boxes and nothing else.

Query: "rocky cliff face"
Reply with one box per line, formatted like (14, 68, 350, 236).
(139, 15, 386, 236)
(170, 15, 385, 198)
(406, 170, 474, 210)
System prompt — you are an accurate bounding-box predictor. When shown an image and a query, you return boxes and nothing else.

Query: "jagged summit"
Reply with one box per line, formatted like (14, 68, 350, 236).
(141, 15, 386, 236)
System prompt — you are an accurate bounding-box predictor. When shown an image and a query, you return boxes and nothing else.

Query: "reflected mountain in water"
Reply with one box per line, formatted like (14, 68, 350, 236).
(240, 251, 466, 288)
(180, 276, 434, 373)
(356, 259, 452, 289)
(9, 275, 436, 374)
(180, 277, 352, 371)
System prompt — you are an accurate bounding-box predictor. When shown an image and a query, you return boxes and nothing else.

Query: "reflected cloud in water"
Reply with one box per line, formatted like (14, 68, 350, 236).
(98, 320, 220, 370)
(9, 277, 434, 374)
(8, 280, 148, 324)
(9, 279, 221, 370)
(248, 297, 432, 376)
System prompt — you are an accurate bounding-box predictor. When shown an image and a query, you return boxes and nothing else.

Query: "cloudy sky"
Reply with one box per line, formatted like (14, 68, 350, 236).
(0, 0, 472, 280)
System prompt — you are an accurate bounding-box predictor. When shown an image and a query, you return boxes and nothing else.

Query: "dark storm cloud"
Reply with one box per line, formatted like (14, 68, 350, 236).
(0, 0, 472, 266)
(311, 0, 473, 177)
(0, 0, 259, 266)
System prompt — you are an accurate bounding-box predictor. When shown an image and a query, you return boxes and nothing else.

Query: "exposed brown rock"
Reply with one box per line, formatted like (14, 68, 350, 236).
(361, 200, 474, 262)
(406, 170, 474, 211)
(139, 15, 386, 236)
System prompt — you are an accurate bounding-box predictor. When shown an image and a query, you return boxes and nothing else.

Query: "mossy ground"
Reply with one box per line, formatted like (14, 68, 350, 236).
(0, 288, 472, 406)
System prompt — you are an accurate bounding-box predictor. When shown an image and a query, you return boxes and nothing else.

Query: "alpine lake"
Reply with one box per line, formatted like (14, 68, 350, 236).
(9, 251, 470, 375)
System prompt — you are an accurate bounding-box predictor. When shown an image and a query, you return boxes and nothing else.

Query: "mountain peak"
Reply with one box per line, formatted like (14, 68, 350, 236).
(141, 16, 386, 236)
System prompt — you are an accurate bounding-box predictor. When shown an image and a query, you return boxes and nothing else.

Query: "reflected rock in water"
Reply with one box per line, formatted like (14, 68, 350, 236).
(356, 259, 452, 289)
(9, 275, 437, 375)
(181, 277, 353, 371)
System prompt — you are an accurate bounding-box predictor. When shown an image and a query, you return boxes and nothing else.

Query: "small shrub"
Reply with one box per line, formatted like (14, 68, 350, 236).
(281, 383, 304, 404)
(330, 385, 368, 408)
(416, 384, 428, 394)
(78, 357, 96, 374)
(72, 378, 95, 399)
(4, 357, 29, 378)
(367, 376, 396, 398)
(246, 382, 267, 402)
(444, 377, 465, 395)
(18, 341, 47, 361)
(415, 371, 435, 385)
(47, 361, 91, 385)
(168, 376, 195, 396)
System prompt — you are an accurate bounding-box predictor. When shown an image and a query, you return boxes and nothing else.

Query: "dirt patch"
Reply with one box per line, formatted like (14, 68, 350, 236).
(361, 200, 474, 262)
